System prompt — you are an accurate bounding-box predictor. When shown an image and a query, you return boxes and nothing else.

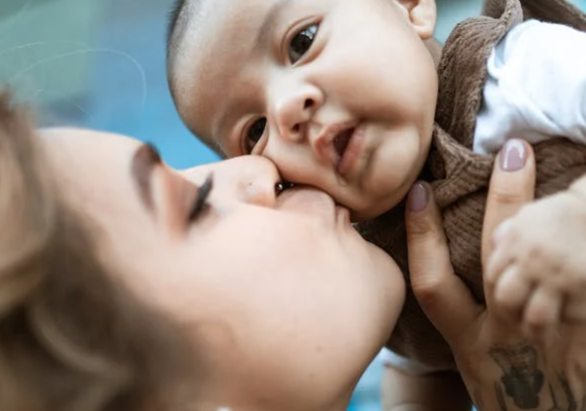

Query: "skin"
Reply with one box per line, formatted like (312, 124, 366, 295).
(487, 187, 586, 332)
(171, 0, 439, 220)
(485, 177, 586, 383)
(39, 128, 405, 411)
(404, 142, 586, 411)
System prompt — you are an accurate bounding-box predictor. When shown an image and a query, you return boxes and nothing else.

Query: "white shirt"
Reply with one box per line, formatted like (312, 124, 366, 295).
(474, 20, 586, 155)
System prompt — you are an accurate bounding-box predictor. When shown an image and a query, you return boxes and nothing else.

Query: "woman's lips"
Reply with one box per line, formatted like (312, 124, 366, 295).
(277, 186, 337, 218)
(337, 122, 366, 177)
(277, 186, 351, 227)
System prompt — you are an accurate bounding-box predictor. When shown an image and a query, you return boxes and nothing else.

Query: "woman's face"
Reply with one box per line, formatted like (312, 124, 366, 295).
(41, 128, 404, 411)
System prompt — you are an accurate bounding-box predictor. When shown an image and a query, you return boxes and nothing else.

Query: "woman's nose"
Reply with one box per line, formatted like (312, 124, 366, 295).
(182, 157, 281, 208)
(272, 83, 323, 143)
(237, 158, 281, 207)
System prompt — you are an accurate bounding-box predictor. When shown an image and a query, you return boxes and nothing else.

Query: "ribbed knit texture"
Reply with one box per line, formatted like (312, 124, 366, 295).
(357, 0, 586, 370)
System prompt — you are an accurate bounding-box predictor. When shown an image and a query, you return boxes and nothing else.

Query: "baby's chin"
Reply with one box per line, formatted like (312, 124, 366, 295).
(343, 168, 421, 222)
(347, 194, 404, 222)
(344, 177, 416, 221)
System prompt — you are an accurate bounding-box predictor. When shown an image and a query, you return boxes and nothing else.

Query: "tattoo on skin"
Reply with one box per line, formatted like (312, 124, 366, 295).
(559, 378, 577, 411)
(487, 343, 584, 411)
(490, 343, 544, 409)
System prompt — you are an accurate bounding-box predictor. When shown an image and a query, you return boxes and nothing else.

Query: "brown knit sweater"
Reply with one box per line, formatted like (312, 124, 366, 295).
(357, 0, 586, 371)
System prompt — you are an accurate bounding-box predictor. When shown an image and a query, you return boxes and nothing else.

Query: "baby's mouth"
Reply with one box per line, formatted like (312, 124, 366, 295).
(333, 128, 354, 160)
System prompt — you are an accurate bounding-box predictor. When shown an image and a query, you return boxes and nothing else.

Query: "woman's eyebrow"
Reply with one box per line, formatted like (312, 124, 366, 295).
(131, 143, 161, 213)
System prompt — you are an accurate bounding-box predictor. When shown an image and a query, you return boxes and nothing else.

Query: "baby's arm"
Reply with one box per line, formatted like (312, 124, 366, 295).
(486, 174, 586, 341)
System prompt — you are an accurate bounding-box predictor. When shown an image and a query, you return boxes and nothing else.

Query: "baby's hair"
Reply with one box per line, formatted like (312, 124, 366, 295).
(167, 0, 189, 60)
(166, 0, 205, 97)
(0, 91, 197, 411)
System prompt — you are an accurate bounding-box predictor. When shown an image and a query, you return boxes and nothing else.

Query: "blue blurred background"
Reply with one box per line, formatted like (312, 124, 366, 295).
(1, 0, 584, 409)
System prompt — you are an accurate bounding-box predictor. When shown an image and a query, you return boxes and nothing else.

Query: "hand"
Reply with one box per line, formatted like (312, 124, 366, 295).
(486, 189, 586, 339)
(486, 174, 586, 387)
(405, 139, 584, 410)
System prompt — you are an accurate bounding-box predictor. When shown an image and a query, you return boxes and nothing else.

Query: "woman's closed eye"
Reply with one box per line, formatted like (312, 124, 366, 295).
(288, 23, 319, 64)
(187, 175, 214, 223)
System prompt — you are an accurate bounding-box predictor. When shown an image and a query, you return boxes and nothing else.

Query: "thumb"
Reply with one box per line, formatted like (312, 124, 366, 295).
(482, 139, 535, 307)
(405, 182, 481, 341)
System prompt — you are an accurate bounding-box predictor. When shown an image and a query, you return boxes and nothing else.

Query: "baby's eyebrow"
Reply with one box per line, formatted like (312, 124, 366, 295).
(256, 0, 295, 48)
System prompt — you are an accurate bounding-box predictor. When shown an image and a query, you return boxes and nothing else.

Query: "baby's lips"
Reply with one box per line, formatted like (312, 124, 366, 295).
(309, 130, 341, 166)
(309, 121, 359, 167)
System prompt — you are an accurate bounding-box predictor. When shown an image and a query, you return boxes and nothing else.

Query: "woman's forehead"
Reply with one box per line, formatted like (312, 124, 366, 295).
(40, 127, 140, 157)
(39, 128, 141, 202)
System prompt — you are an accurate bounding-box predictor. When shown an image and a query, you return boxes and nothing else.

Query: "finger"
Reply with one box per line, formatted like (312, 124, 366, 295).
(493, 265, 533, 323)
(492, 218, 514, 246)
(562, 293, 586, 324)
(482, 139, 536, 269)
(405, 182, 480, 340)
(482, 139, 535, 306)
(523, 286, 562, 345)
(485, 234, 515, 291)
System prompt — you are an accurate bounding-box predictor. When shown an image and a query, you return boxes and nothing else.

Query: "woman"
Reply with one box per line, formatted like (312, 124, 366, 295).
(0, 91, 577, 411)
(0, 93, 198, 411)
(0, 92, 408, 411)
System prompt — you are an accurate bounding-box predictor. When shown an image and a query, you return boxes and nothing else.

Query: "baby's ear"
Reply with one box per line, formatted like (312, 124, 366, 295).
(396, 0, 437, 40)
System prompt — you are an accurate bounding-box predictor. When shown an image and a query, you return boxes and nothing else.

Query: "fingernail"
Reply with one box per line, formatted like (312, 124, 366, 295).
(408, 182, 428, 212)
(499, 139, 527, 171)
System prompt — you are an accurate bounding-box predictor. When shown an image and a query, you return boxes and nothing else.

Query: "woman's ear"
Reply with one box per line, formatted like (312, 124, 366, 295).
(395, 0, 437, 40)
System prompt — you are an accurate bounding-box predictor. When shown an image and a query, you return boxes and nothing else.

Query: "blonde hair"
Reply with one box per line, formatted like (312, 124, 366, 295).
(0, 92, 196, 411)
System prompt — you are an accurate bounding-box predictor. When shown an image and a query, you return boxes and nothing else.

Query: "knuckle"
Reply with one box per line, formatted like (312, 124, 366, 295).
(412, 276, 444, 307)
(524, 242, 545, 261)
(526, 311, 550, 328)
(494, 220, 518, 247)
(407, 214, 434, 236)
(490, 186, 528, 207)
(408, 218, 444, 245)
(485, 276, 498, 294)
(494, 290, 520, 313)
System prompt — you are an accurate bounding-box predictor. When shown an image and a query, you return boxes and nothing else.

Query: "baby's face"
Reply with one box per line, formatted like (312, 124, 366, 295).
(172, 0, 438, 220)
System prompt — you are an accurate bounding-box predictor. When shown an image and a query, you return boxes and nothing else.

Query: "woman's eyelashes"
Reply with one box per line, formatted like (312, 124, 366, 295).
(187, 175, 214, 223)
(288, 23, 319, 64)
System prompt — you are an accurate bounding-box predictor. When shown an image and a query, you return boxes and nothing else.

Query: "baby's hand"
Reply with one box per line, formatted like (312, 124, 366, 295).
(486, 189, 586, 343)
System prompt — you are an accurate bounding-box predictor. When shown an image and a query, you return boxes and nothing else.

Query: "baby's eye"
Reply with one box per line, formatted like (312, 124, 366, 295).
(288, 24, 319, 64)
(244, 117, 267, 153)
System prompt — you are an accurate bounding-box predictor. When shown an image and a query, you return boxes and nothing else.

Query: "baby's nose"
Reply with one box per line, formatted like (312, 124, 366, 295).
(272, 84, 322, 143)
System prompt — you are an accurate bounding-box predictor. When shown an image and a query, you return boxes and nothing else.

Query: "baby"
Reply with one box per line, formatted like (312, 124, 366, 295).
(166, 0, 586, 370)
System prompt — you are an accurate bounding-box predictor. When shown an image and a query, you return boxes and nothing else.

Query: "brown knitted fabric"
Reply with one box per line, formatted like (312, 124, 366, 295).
(357, 0, 586, 370)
